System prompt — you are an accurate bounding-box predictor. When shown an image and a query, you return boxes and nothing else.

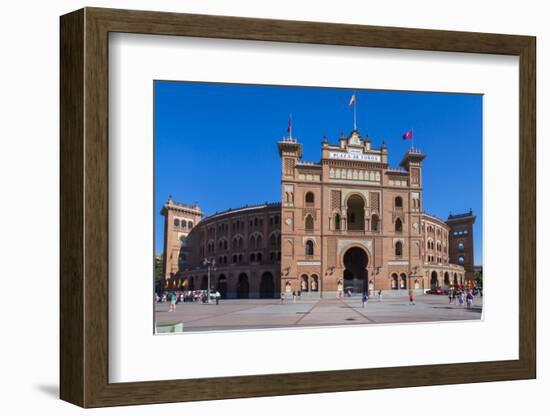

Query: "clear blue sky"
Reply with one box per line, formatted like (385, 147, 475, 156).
(154, 81, 483, 265)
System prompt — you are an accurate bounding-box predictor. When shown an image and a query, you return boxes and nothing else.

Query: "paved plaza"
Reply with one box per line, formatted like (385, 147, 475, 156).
(155, 294, 483, 332)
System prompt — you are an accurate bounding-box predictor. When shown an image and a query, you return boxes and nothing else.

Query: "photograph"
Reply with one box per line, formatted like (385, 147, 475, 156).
(153, 82, 483, 333)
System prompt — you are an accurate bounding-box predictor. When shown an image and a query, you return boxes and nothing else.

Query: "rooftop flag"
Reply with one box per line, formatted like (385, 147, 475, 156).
(287, 115, 292, 138)
(348, 93, 357, 130)
(348, 93, 356, 108)
(402, 129, 413, 140)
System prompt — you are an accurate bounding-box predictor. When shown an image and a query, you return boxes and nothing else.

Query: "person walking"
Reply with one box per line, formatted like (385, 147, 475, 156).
(409, 289, 415, 306)
(169, 292, 177, 312)
(466, 290, 474, 309)
(448, 290, 453, 304)
(458, 291, 465, 307)
(362, 292, 369, 308)
(378, 289, 382, 302)
(280, 292, 285, 304)
(292, 291, 296, 303)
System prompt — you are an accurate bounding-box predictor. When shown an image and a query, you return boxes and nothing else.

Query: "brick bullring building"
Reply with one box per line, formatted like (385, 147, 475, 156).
(161, 130, 475, 299)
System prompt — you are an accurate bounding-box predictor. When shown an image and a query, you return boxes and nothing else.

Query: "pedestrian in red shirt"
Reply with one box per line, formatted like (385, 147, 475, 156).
(409, 290, 415, 306)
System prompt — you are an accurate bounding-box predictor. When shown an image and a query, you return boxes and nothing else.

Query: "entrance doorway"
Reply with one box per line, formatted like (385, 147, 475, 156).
(431, 271, 439, 289)
(259, 272, 275, 298)
(343, 247, 368, 294)
(217, 274, 228, 299)
(237, 273, 249, 299)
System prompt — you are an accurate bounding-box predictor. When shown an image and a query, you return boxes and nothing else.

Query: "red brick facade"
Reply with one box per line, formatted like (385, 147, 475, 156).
(161, 130, 473, 298)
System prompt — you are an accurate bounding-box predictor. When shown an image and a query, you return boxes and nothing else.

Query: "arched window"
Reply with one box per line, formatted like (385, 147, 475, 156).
(174, 218, 180, 227)
(257, 235, 262, 247)
(458, 255, 465, 264)
(270, 233, 277, 247)
(458, 241, 465, 250)
(305, 240, 314, 256)
(188, 221, 193, 229)
(257, 252, 262, 261)
(371, 214, 379, 232)
(250, 253, 256, 262)
(399, 273, 407, 289)
(347, 194, 365, 230)
(395, 217, 403, 232)
(301, 274, 309, 292)
(395, 241, 403, 257)
(305, 192, 314, 204)
(305, 215, 314, 231)
(391, 273, 398, 290)
(249, 235, 256, 249)
(395, 196, 403, 208)
(334, 213, 341, 230)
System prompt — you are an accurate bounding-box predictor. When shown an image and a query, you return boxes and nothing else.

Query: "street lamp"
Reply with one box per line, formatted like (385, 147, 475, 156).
(202, 258, 216, 304)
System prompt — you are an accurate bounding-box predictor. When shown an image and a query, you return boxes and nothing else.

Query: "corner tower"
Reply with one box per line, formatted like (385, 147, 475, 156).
(160, 198, 204, 287)
(446, 210, 476, 286)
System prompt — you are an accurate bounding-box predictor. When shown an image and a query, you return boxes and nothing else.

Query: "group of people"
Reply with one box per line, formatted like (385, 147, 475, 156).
(448, 288, 476, 309)
(156, 289, 221, 311)
(361, 289, 416, 307)
(280, 290, 309, 303)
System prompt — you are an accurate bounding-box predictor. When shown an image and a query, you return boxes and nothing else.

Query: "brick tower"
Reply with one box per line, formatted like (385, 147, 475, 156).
(446, 210, 476, 286)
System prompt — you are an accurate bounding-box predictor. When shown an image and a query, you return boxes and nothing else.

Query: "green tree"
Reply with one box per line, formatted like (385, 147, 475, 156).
(475, 271, 483, 288)
(154, 254, 163, 293)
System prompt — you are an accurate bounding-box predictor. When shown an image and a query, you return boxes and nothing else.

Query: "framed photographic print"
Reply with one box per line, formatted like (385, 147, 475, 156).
(60, 7, 536, 408)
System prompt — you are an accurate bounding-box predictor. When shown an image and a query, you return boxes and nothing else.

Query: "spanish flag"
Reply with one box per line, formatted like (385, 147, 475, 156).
(348, 93, 356, 108)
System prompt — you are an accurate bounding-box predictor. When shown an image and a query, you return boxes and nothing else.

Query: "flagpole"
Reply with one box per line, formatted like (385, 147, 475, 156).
(288, 114, 292, 139)
(354, 93, 357, 131)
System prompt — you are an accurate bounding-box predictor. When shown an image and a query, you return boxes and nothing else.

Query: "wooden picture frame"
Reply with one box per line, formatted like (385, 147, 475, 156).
(60, 7, 536, 408)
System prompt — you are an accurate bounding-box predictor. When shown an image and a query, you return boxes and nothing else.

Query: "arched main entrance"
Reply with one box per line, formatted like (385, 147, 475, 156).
(259, 272, 275, 298)
(343, 247, 368, 294)
(237, 273, 249, 299)
(430, 271, 439, 289)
